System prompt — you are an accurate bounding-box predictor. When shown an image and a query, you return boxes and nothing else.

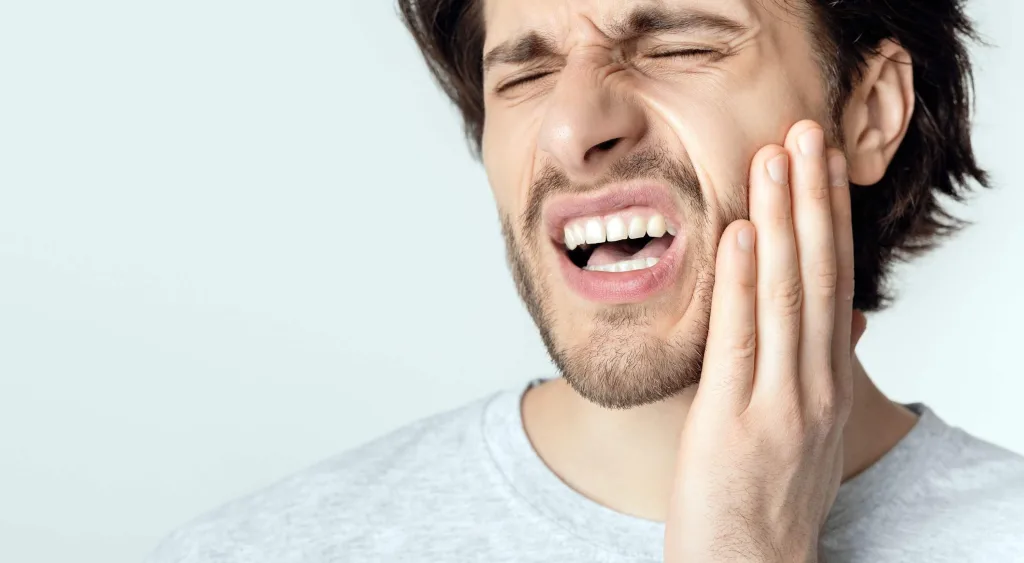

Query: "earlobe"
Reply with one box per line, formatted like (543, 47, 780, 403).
(841, 40, 915, 186)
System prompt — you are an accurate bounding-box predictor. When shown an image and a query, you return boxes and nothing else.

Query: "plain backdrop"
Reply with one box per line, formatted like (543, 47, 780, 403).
(0, 1, 1021, 562)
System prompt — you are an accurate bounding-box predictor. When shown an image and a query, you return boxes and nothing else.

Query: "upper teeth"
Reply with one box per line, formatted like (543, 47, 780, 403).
(563, 211, 676, 251)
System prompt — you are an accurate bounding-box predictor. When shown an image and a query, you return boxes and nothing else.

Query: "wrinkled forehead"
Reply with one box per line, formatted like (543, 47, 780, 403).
(481, 0, 782, 50)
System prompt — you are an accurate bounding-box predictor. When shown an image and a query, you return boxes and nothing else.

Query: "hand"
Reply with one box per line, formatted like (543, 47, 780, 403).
(664, 120, 862, 563)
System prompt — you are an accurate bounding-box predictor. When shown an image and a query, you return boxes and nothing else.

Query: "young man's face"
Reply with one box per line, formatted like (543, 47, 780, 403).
(480, 0, 834, 408)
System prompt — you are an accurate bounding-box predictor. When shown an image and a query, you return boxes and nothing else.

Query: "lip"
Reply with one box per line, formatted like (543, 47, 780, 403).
(544, 182, 688, 303)
(555, 231, 687, 303)
(544, 182, 683, 241)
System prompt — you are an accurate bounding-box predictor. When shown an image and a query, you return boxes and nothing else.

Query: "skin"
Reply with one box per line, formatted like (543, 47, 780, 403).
(664, 125, 855, 561)
(480, 0, 920, 559)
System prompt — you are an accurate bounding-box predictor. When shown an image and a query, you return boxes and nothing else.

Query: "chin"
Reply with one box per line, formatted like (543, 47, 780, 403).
(500, 179, 717, 409)
(545, 308, 708, 410)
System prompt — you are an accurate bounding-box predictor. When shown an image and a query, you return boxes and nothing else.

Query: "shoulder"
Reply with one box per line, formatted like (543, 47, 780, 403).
(882, 415, 1024, 559)
(826, 406, 1024, 562)
(146, 391, 506, 563)
(920, 419, 1024, 509)
(922, 425, 1024, 544)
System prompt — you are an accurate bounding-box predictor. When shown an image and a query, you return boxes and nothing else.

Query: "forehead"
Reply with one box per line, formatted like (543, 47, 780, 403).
(482, 0, 774, 48)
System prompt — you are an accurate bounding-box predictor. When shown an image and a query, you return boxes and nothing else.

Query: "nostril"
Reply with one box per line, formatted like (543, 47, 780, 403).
(584, 137, 622, 162)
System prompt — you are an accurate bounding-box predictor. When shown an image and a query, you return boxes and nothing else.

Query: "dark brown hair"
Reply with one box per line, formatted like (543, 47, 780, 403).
(397, 0, 988, 311)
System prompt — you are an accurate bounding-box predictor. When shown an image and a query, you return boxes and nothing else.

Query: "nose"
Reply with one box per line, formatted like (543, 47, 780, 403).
(537, 66, 648, 182)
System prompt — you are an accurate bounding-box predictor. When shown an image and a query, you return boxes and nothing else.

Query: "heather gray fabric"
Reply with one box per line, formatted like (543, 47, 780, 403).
(149, 379, 1024, 562)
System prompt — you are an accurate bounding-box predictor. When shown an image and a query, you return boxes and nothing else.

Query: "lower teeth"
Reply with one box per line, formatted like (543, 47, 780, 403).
(584, 256, 660, 273)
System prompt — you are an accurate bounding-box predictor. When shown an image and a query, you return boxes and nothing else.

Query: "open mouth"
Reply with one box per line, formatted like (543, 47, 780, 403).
(562, 211, 677, 273)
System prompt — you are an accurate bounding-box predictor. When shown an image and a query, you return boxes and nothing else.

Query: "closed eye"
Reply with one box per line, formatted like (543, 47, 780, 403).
(496, 71, 553, 93)
(649, 48, 718, 59)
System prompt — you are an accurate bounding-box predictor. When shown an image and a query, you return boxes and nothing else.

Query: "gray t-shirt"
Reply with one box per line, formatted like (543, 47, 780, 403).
(149, 379, 1024, 562)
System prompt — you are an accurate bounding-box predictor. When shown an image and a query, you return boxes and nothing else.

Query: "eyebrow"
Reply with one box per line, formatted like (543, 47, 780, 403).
(482, 6, 749, 73)
(483, 31, 559, 73)
(610, 5, 748, 38)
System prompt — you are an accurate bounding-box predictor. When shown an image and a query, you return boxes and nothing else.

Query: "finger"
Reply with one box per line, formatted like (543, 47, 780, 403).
(696, 220, 758, 412)
(851, 309, 867, 350)
(748, 144, 802, 402)
(828, 150, 856, 413)
(784, 122, 837, 402)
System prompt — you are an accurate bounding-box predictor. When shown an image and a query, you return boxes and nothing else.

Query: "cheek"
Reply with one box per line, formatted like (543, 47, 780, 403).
(482, 110, 544, 221)
(636, 79, 761, 220)
(632, 65, 824, 219)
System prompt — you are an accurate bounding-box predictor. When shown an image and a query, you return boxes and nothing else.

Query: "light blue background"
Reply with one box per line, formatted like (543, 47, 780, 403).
(1, 1, 1021, 562)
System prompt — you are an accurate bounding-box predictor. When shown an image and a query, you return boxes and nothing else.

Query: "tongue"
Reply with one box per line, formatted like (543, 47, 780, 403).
(587, 236, 673, 268)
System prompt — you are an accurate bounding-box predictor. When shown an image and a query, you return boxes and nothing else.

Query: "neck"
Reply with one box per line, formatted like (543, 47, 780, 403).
(520, 354, 918, 522)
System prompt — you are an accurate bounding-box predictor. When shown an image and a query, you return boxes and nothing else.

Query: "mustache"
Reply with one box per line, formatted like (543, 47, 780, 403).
(520, 146, 708, 238)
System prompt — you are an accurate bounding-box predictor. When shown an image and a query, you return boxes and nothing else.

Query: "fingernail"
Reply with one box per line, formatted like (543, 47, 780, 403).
(766, 154, 788, 185)
(798, 128, 824, 157)
(828, 153, 847, 187)
(737, 225, 754, 252)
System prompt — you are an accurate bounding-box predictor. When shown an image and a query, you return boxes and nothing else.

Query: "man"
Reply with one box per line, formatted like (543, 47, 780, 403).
(150, 0, 1024, 561)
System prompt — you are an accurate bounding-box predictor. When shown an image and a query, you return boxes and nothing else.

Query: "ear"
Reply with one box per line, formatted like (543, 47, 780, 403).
(841, 40, 915, 186)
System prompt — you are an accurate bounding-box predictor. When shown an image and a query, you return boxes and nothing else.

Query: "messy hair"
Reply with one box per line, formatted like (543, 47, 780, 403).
(396, 0, 988, 311)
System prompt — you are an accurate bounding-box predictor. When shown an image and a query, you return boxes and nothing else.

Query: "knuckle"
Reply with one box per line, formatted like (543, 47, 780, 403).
(770, 279, 803, 315)
(806, 183, 830, 201)
(810, 386, 849, 438)
(813, 261, 839, 296)
(729, 329, 758, 361)
(772, 206, 793, 229)
(814, 394, 839, 430)
(736, 268, 758, 291)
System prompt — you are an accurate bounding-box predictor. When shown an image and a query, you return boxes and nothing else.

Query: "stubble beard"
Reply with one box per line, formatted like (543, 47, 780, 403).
(501, 147, 729, 409)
